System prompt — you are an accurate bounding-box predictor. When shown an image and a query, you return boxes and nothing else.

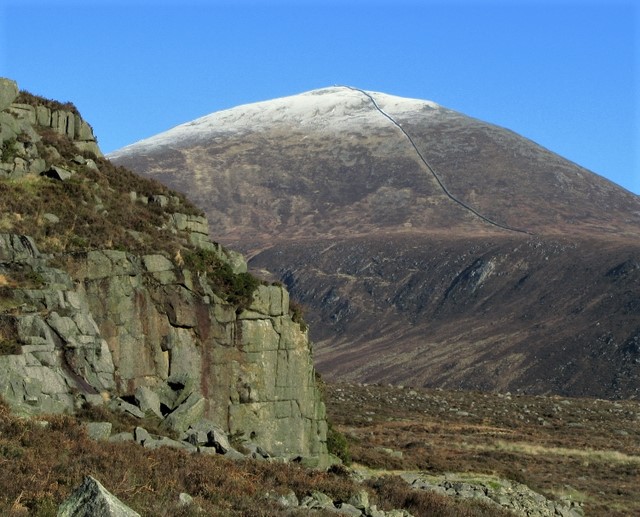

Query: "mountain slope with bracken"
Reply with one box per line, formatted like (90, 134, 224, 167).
(110, 86, 640, 399)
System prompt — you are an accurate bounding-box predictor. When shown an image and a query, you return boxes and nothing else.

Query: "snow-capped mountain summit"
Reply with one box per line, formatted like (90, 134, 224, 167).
(109, 86, 441, 157)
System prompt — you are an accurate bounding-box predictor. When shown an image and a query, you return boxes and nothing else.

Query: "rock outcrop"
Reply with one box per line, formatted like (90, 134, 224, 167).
(0, 77, 328, 464)
(0, 78, 101, 175)
(57, 476, 140, 517)
(401, 473, 584, 517)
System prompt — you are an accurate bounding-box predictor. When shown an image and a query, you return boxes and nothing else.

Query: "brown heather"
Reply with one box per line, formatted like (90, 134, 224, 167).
(0, 396, 521, 516)
(325, 383, 640, 517)
(0, 396, 350, 516)
(0, 129, 203, 257)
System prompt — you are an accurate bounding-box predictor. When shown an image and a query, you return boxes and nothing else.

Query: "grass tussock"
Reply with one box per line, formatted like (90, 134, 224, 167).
(288, 299, 308, 331)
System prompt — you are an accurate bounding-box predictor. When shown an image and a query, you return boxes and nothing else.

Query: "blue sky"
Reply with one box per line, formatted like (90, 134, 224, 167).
(1, 0, 638, 194)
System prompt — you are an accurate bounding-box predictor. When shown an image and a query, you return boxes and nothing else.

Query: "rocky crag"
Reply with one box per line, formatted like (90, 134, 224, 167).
(0, 78, 327, 463)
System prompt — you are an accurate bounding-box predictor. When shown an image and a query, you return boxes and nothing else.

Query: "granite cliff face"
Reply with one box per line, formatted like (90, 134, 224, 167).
(0, 78, 327, 462)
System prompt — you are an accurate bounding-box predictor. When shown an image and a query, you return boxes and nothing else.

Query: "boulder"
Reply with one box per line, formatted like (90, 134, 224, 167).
(134, 386, 163, 418)
(300, 490, 335, 510)
(109, 398, 145, 419)
(182, 419, 231, 453)
(336, 502, 362, 516)
(348, 489, 370, 511)
(208, 425, 231, 454)
(43, 165, 73, 181)
(275, 489, 299, 508)
(0, 233, 39, 261)
(43, 213, 60, 224)
(221, 447, 246, 460)
(149, 195, 168, 207)
(133, 426, 151, 445)
(244, 441, 271, 459)
(143, 436, 197, 452)
(57, 475, 140, 517)
(0, 78, 18, 111)
(178, 492, 194, 507)
(84, 422, 112, 441)
(162, 392, 205, 432)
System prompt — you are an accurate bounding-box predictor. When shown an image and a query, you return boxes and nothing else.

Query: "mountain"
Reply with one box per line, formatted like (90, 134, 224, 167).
(110, 86, 640, 399)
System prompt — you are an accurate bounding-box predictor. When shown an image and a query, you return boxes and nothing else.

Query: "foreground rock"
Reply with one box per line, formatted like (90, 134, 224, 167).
(57, 476, 139, 517)
(401, 473, 584, 517)
(270, 488, 412, 517)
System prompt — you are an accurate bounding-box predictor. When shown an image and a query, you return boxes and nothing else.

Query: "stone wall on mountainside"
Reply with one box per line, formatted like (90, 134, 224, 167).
(0, 77, 328, 462)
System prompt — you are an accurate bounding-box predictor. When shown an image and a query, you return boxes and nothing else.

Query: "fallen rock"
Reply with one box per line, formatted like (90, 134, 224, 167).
(134, 386, 162, 419)
(143, 435, 197, 452)
(162, 392, 205, 432)
(109, 398, 145, 419)
(108, 432, 134, 443)
(244, 441, 271, 460)
(84, 422, 112, 441)
(43, 165, 73, 181)
(275, 489, 299, 507)
(133, 426, 151, 445)
(57, 475, 140, 517)
(301, 490, 334, 510)
(348, 489, 370, 511)
(337, 502, 362, 516)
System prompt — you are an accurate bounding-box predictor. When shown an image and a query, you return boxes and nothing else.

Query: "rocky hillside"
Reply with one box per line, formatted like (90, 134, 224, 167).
(0, 78, 328, 464)
(110, 87, 640, 399)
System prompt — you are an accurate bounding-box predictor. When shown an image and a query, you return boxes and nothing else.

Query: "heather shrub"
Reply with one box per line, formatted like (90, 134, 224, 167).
(289, 299, 308, 331)
(1, 137, 17, 162)
(0, 315, 21, 355)
(182, 248, 261, 308)
(326, 421, 351, 465)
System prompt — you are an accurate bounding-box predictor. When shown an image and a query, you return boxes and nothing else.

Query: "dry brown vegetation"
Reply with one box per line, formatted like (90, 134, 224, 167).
(325, 383, 640, 517)
(1, 127, 203, 257)
(0, 397, 512, 516)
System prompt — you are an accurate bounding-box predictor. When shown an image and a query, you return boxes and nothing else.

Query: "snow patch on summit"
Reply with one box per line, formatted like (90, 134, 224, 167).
(109, 87, 440, 158)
